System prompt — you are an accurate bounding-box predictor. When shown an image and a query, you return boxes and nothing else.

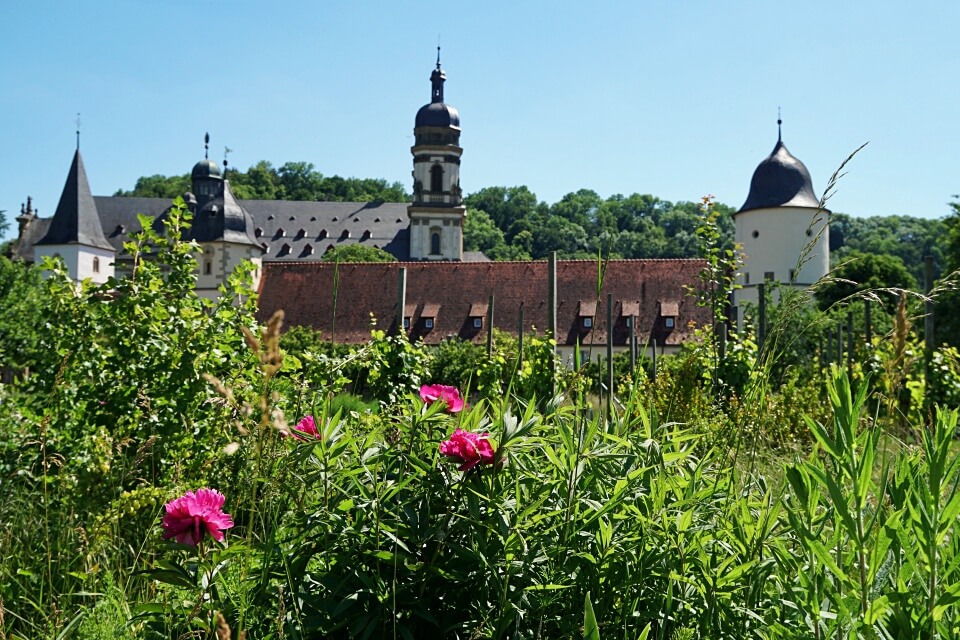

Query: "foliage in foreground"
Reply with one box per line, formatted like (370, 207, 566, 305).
(7, 202, 960, 638)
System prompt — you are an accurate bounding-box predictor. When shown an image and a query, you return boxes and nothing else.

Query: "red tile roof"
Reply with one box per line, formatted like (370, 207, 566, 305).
(257, 259, 713, 347)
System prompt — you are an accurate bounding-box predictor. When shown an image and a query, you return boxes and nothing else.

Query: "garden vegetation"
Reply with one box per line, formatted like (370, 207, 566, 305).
(3, 199, 960, 639)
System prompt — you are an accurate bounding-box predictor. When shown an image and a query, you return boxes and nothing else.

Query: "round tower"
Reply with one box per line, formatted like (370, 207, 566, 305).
(733, 121, 829, 313)
(408, 48, 465, 261)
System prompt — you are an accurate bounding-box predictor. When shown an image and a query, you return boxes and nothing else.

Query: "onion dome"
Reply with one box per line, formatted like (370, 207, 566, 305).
(191, 157, 222, 181)
(738, 135, 820, 214)
(415, 49, 460, 130)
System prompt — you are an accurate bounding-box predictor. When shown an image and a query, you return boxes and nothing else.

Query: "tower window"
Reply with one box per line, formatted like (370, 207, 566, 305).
(92, 256, 100, 273)
(204, 260, 212, 275)
(430, 231, 441, 255)
(764, 271, 775, 281)
(430, 164, 444, 192)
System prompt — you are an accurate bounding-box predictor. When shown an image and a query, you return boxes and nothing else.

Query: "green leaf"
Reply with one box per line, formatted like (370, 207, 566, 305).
(583, 591, 600, 640)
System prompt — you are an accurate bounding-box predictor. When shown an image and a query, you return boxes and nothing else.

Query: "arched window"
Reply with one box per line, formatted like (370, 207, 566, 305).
(430, 164, 444, 192)
(92, 256, 100, 274)
(430, 230, 441, 255)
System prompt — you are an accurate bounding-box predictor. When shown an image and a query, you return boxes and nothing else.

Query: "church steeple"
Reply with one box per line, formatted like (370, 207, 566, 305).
(36, 149, 113, 251)
(431, 46, 445, 103)
(33, 148, 115, 284)
(409, 53, 466, 261)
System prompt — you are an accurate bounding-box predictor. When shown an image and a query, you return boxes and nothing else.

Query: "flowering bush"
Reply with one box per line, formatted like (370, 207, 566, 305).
(290, 414, 321, 440)
(439, 428, 495, 471)
(420, 383, 465, 412)
(161, 488, 234, 547)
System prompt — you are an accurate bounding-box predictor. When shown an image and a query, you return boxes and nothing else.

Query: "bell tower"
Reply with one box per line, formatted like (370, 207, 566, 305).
(408, 48, 465, 261)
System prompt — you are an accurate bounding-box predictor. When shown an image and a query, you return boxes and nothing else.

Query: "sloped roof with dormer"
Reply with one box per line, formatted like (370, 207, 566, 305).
(24, 197, 417, 262)
(257, 259, 710, 346)
(35, 150, 114, 251)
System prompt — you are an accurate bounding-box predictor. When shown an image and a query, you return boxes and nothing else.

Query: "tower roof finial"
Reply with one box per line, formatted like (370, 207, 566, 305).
(437, 35, 441, 69)
(777, 107, 782, 143)
(204, 132, 210, 159)
(75, 112, 81, 150)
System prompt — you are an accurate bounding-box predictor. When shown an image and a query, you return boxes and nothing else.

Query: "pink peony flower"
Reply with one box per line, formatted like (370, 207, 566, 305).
(290, 415, 321, 440)
(419, 384, 465, 413)
(440, 428, 495, 471)
(162, 488, 234, 547)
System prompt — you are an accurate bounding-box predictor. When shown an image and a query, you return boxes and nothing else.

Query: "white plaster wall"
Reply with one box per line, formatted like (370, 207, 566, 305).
(195, 242, 263, 297)
(34, 244, 115, 284)
(408, 209, 464, 260)
(734, 206, 829, 308)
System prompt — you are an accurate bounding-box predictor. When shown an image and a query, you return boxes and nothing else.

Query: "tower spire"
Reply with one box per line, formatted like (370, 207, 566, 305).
(430, 46, 445, 103)
(777, 107, 782, 143)
(204, 132, 210, 159)
(75, 113, 81, 150)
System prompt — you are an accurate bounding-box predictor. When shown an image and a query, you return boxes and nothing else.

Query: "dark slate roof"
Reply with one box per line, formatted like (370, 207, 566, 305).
(13, 217, 52, 262)
(738, 140, 821, 214)
(241, 200, 413, 260)
(192, 158, 222, 180)
(416, 60, 460, 129)
(415, 102, 461, 129)
(257, 259, 710, 347)
(82, 197, 414, 260)
(36, 150, 114, 251)
(95, 196, 169, 252)
(184, 181, 260, 247)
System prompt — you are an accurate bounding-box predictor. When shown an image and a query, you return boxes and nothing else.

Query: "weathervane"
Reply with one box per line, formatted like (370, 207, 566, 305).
(224, 146, 232, 175)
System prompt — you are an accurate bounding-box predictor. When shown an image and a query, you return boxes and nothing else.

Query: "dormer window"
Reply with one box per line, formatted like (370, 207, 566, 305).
(468, 302, 488, 331)
(361, 230, 372, 241)
(621, 300, 640, 329)
(659, 301, 679, 331)
(255, 227, 263, 237)
(295, 229, 306, 240)
(421, 303, 440, 331)
(277, 228, 285, 238)
(403, 303, 417, 332)
(340, 229, 351, 240)
(579, 300, 597, 330)
(318, 229, 328, 239)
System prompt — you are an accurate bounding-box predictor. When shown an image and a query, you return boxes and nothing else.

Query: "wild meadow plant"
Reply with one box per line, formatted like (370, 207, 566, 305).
(8, 173, 960, 639)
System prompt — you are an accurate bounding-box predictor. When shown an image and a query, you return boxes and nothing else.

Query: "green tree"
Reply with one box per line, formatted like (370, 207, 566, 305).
(0, 256, 45, 371)
(464, 209, 507, 257)
(464, 186, 545, 234)
(816, 249, 917, 311)
(322, 244, 396, 263)
(114, 173, 190, 198)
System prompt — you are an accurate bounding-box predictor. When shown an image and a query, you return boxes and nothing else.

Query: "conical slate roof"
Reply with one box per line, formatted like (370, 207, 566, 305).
(36, 150, 114, 251)
(738, 139, 820, 214)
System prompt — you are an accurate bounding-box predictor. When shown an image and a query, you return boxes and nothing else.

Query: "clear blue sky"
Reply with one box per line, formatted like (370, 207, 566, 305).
(1, 1, 958, 239)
